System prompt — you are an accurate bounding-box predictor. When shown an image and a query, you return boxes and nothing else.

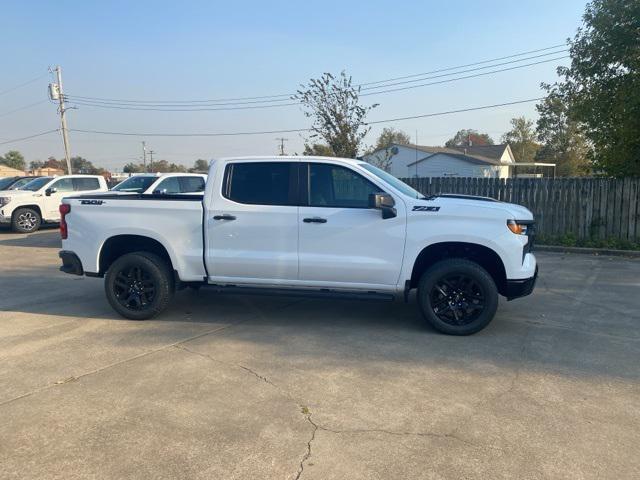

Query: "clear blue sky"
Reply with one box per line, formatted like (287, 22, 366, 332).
(1, 0, 588, 171)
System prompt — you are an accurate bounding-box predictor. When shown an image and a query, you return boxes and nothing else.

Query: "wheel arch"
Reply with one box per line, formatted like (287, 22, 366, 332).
(98, 234, 174, 275)
(410, 241, 508, 296)
(11, 204, 42, 218)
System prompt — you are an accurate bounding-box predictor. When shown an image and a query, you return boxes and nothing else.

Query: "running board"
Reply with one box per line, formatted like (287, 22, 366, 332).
(202, 284, 396, 302)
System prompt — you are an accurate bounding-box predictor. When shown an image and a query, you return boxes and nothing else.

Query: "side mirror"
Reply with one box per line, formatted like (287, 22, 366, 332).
(153, 188, 167, 195)
(368, 193, 397, 219)
(45, 187, 57, 196)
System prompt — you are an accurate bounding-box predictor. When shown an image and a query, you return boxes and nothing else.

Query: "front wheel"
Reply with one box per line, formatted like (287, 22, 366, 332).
(12, 207, 41, 233)
(417, 259, 498, 335)
(105, 252, 174, 320)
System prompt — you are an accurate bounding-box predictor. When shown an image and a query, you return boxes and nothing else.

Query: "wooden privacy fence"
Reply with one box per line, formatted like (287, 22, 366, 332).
(401, 177, 640, 242)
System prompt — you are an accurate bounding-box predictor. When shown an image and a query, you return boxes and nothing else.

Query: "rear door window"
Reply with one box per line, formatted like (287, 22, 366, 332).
(73, 178, 100, 191)
(179, 176, 205, 193)
(223, 162, 296, 206)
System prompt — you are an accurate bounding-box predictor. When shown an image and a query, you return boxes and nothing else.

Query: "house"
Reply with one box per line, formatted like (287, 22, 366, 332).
(363, 143, 516, 179)
(31, 167, 65, 176)
(0, 165, 26, 177)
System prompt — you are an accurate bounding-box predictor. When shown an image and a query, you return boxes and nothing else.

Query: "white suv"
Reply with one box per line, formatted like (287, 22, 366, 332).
(0, 175, 108, 233)
(111, 173, 207, 195)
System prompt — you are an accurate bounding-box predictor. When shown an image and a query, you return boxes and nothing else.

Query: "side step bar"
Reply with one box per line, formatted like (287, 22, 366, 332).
(198, 284, 396, 302)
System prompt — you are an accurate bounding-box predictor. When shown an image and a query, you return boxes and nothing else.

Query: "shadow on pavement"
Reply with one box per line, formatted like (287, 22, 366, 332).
(0, 228, 60, 248)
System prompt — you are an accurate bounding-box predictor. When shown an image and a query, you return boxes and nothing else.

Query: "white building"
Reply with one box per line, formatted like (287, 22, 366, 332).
(363, 143, 516, 179)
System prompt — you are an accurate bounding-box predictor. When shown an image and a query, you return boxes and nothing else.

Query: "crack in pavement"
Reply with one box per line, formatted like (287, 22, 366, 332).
(0, 322, 242, 408)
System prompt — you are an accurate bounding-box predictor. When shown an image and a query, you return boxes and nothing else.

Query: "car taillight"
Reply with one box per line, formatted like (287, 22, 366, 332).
(59, 203, 71, 239)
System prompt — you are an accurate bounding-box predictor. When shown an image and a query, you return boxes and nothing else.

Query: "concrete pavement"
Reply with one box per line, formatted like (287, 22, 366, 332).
(0, 228, 639, 479)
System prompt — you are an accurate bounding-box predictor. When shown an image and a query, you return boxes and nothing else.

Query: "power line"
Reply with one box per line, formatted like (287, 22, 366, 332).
(0, 129, 59, 146)
(67, 97, 543, 138)
(0, 100, 48, 118)
(62, 43, 568, 106)
(64, 56, 566, 112)
(359, 44, 567, 86)
(360, 56, 568, 97)
(0, 73, 48, 97)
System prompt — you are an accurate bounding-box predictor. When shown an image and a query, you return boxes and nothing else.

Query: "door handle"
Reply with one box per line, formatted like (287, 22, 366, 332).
(213, 214, 236, 221)
(303, 217, 327, 223)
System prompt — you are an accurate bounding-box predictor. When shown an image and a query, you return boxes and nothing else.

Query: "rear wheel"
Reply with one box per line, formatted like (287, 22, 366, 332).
(417, 259, 498, 335)
(12, 208, 41, 233)
(105, 252, 174, 320)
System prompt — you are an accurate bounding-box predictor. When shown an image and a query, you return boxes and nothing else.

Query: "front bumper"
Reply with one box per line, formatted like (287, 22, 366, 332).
(505, 266, 538, 300)
(59, 250, 84, 276)
(0, 213, 10, 224)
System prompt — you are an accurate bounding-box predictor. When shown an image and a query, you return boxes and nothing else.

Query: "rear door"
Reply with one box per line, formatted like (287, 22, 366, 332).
(297, 162, 406, 287)
(205, 161, 299, 282)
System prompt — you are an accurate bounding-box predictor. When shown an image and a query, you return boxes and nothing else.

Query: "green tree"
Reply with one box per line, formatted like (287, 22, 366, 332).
(501, 117, 540, 163)
(29, 160, 44, 170)
(303, 143, 335, 157)
(365, 127, 412, 171)
(189, 159, 209, 172)
(0, 150, 26, 170)
(548, 0, 640, 176)
(123, 162, 143, 173)
(536, 86, 591, 176)
(445, 129, 494, 148)
(293, 71, 378, 158)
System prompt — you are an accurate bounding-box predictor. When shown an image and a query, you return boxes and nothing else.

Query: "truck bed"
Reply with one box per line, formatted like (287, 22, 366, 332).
(63, 193, 206, 281)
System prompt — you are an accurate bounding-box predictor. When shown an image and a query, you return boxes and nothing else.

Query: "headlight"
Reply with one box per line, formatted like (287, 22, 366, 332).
(0, 197, 10, 207)
(507, 219, 530, 235)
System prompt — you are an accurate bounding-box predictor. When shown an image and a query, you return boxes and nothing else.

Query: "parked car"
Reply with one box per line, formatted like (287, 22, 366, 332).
(0, 175, 108, 233)
(0, 176, 42, 191)
(59, 156, 537, 335)
(110, 173, 207, 195)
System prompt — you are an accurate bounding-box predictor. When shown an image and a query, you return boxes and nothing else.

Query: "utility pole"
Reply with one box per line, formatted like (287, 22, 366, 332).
(142, 141, 147, 171)
(275, 137, 288, 156)
(147, 150, 155, 172)
(53, 66, 72, 174)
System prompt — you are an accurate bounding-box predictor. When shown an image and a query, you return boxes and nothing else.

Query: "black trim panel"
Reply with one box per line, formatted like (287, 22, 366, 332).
(505, 266, 538, 300)
(66, 193, 204, 201)
(59, 250, 84, 276)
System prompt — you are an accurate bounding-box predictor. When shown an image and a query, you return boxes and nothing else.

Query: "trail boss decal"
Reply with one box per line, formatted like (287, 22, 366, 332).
(80, 200, 106, 205)
(412, 206, 440, 212)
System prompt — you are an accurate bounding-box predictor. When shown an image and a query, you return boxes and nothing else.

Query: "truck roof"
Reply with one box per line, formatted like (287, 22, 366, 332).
(215, 156, 363, 166)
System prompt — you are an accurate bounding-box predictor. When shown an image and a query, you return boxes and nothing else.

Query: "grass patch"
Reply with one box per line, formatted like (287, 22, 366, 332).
(537, 234, 640, 251)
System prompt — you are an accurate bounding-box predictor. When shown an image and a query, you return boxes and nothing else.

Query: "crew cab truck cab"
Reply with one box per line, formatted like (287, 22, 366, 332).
(0, 175, 108, 233)
(59, 156, 537, 335)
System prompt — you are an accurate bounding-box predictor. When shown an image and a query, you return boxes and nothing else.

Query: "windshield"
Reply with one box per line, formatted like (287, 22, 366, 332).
(111, 176, 157, 193)
(19, 177, 53, 191)
(359, 163, 424, 199)
(0, 177, 16, 190)
(8, 177, 37, 190)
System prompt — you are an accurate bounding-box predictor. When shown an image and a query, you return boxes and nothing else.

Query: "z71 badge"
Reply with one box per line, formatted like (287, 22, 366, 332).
(412, 206, 440, 212)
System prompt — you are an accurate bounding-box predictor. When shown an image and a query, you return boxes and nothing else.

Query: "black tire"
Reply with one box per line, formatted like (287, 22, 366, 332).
(12, 207, 41, 233)
(104, 252, 174, 320)
(417, 258, 498, 335)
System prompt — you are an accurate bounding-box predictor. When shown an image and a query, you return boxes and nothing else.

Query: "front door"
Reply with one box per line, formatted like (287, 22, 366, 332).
(205, 161, 299, 283)
(43, 178, 74, 219)
(297, 162, 406, 287)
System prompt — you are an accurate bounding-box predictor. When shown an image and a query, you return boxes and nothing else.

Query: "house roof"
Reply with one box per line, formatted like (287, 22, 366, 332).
(398, 143, 511, 166)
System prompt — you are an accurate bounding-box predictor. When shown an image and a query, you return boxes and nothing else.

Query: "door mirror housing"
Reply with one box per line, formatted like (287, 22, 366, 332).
(153, 188, 168, 195)
(368, 193, 397, 219)
(45, 187, 57, 196)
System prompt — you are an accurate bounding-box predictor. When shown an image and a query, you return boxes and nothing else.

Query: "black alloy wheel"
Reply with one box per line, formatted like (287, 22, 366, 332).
(429, 274, 486, 326)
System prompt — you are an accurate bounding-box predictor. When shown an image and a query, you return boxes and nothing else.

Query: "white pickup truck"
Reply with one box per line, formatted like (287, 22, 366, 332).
(0, 175, 108, 232)
(59, 156, 537, 335)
